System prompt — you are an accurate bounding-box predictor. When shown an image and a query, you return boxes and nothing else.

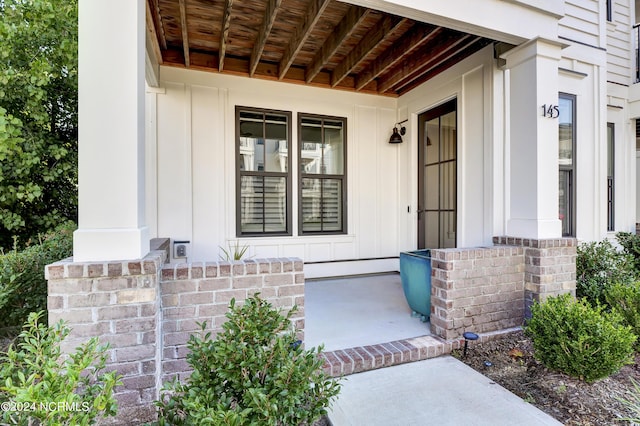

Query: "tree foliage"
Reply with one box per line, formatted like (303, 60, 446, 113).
(0, 0, 78, 250)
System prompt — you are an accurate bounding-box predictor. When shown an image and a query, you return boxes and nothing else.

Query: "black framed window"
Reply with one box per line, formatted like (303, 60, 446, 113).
(607, 122, 615, 231)
(299, 114, 347, 234)
(558, 93, 576, 237)
(236, 107, 292, 236)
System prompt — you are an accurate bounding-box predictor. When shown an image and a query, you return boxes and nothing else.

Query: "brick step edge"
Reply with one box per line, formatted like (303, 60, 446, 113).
(319, 327, 522, 377)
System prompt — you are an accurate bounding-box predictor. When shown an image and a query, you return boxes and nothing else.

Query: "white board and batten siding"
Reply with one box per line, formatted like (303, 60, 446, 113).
(148, 67, 405, 276)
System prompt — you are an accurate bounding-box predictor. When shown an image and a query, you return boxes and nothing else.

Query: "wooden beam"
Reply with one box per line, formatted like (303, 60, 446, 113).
(305, 6, 369, 83)
(178, 0, 190, 67)
(331, 15, 406, 87)
(145, 0, 163, 63)
(161, 47, 396, 96)
(278, 0, 330, 80)
(396, 38, 490, 95)
(250, 0, 282, 77)
(355, 24, 440, 91)
(219, 0, 234, 72)
(147, 0, 166, 50)
(377, 33, 474, 93)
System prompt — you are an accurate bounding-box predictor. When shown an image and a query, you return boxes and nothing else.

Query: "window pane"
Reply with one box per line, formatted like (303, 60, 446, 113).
(239, 112, 289, 172)
(559, 170, 571, 237)
(559, 97, 573, 166)
(301, 178, 342, 232)
(323, 121, 344, 175)
(240, 176, 287, 234)
(240, 175, 264, 233)
(301, 117, 344, 175)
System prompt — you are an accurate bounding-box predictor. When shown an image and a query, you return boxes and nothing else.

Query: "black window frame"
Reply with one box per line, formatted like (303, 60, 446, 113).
(298, 113, 348, 235)
(235, 106, 292, 237)
(607, 122, 615, 232)
(606, 0, 612, 21)
(558, 93, 577, 237)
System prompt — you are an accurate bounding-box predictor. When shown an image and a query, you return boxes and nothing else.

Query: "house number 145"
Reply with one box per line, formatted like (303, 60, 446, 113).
(542, 104, 559, 118)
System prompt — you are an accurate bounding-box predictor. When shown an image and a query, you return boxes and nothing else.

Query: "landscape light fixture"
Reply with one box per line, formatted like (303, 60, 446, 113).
(389, 119, 408, 144)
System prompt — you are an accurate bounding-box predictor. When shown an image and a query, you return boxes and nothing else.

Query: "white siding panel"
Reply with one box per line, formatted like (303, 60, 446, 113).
(559, 0, 600, 47)
(607, 0, 633, 85)
(376, 108, 401, 257)
(191, 85, 222, 261)
(157, 82, 192, 243)
(355, 106, 380, 258)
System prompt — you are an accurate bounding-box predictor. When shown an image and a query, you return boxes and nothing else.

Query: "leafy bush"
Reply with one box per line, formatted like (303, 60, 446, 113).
(156, 294, 342, 425)
(617, 232, 640, 276)
(0, 221, 74, 330)
(0, 311, 121, 425)
(525, 294, 636, 382)
(576, 239, 635, 307)
(605, 282, 640, 348)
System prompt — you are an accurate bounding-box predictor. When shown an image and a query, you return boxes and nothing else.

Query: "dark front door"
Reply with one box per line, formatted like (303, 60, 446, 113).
(418, 99, 457, 249)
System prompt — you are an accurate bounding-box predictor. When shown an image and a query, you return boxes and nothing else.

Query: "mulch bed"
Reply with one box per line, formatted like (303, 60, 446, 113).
(453, 330, 640, 425)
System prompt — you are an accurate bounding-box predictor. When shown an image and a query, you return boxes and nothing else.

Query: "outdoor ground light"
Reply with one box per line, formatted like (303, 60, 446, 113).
(389, 119, 407, 143)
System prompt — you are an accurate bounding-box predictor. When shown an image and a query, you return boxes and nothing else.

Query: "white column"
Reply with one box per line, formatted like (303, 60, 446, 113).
(74, 0, 149, 261)
(502, 38, 564, 239)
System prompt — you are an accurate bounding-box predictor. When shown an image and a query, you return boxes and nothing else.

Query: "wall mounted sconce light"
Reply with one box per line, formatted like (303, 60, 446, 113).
(389, 119, 408, 144)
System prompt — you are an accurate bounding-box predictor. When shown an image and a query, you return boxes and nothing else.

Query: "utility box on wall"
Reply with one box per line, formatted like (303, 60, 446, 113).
(173, 240, 190, 260)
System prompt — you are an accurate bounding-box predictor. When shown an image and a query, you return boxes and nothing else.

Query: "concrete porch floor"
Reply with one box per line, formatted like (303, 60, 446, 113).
(304, 273, 431, 352)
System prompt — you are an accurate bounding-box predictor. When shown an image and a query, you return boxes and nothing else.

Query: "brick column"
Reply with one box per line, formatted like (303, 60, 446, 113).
(493, 236, 576, 318)
(46, 251, 165, 425)
(430, 247, 525, 340)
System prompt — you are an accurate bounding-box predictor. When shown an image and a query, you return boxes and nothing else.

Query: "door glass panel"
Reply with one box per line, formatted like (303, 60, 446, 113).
(418, 99, 457, 249)
(440, 112, 456, 161)
(425, 120, 439, 164)
(425, 165, 438, 209)
(425, 212, 439, 248)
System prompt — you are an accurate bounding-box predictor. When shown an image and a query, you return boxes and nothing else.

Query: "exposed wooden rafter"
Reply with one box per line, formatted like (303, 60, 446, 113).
(250, 0, 283, 77)
(178, 0, 190, 67)
(355, 24, 440, 91)
(219, 0, 235, 72)
(331, 15, 407, 87)
(395, 37, 489, 94)
(378, 34, 475, 94)
(145, 0, 163, 64)
(147, 0, 166, 51)
(278, 0, 330, 80)
(305, 6, 369, 83)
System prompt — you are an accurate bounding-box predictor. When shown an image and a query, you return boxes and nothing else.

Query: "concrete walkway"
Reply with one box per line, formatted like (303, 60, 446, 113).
(328, 356, 562, 426)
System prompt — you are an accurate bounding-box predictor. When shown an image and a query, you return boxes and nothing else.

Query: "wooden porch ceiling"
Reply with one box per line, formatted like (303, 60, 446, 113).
(147, 0, 496, 97)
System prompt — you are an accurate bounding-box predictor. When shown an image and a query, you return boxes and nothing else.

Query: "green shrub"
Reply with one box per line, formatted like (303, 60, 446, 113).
(617, 232, 640, 276)
(525, 293, 636, 382)
(155, 294, 342, 425)
(605, 281, 640, 347)
(576, 239, 635, 307)
(0, 221, 74, 330)
(0, 311, 121, 425)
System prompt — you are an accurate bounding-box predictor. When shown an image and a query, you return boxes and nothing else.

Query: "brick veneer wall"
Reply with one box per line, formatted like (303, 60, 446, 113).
(46, 251, 165, 425)
(160, 258, 305, 383)
(430, 246, 525, 340)
(493, 237, 576, 318)
(46, 255, 304, 425)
